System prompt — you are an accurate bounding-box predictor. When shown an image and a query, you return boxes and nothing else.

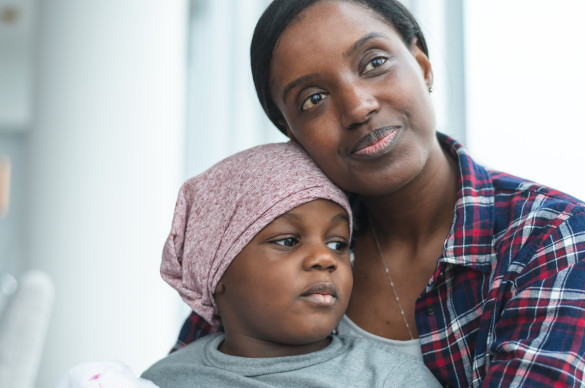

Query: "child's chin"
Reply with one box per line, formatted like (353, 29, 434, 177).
(292, 324, 338, 344)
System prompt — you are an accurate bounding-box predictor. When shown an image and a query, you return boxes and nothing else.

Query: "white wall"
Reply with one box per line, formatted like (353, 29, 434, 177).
(406, 0, 467, 142)
(25, 1, 188, 386)
(184, 0, 286, 178)
(465, 1, 585, 200)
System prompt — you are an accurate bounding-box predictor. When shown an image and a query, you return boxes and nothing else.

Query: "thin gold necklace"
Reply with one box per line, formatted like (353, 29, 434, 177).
(370, 221, 415, 340)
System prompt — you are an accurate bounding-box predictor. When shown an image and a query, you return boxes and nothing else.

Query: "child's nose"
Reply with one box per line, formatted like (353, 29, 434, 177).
(302, 245, 338, 272)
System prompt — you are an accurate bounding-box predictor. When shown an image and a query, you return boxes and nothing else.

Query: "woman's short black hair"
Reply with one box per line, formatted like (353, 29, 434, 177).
(250, 0, 429, 134)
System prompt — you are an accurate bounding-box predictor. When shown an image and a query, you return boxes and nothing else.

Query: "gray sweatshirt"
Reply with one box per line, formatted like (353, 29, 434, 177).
(142, 334, 441, 387)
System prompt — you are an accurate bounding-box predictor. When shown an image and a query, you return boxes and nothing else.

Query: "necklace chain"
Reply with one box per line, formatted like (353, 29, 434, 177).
(370, 221, 415, 340)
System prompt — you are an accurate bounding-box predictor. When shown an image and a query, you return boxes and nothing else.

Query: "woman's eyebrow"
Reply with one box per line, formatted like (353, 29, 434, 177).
(343, 32, 387, 58)
(282, 73, 320, 104)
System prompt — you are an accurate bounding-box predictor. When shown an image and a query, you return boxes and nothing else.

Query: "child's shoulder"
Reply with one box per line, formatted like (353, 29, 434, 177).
(336, 334, 416, 361)
(141, 333, 223, 380)
(334, 335, 441, 387)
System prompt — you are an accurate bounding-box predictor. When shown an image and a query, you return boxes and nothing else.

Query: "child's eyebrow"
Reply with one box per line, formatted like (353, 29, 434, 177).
(276, 212, 300, 221)
(275, 211, 348, 224)
(331, 213, 349, 224)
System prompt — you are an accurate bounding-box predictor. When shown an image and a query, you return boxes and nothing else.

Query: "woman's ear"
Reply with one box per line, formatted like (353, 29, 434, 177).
(411, 38, 433, 92)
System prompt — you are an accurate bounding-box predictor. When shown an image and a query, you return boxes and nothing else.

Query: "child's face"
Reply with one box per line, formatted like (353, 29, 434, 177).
(215, 199, 352, 356)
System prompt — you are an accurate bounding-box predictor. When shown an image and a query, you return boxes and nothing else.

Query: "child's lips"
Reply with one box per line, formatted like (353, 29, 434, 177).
(301, 282, 337, 306)
(304, 293, 335, 306)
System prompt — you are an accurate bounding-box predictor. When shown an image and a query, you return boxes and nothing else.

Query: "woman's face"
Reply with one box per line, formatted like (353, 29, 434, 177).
(270, 1, 436, 196)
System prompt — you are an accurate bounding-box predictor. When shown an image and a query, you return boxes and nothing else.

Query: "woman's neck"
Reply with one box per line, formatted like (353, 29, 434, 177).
(361, 138, 459, 245)
(344, 139, 459, 340)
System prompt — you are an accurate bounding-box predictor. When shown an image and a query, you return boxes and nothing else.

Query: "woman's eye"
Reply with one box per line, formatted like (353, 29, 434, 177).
(301, 92, 327, 111)
(274, 237, 299, 247)
(327, 240, 348, 252)
(363, 57, 387, 73)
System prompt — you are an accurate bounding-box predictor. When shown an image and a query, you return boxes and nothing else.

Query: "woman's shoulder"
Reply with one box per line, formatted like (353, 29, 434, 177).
(488, 169, 585, 232)
(490, 169, 584, 206)
(485, 170, 585, 285)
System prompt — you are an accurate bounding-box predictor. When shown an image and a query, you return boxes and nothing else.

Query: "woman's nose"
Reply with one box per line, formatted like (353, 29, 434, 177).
(302, 244, 338, 272)
(337, 82, 379, 129)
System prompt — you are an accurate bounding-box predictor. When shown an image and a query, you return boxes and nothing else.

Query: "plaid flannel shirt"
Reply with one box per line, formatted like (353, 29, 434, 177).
(171, 134, 585, 387)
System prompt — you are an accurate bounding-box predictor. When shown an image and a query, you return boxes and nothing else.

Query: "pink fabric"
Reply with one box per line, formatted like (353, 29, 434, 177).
(161, 142, 352, 326)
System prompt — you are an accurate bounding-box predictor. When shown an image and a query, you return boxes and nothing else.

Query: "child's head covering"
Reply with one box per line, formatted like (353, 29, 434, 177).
(161, 142, 352, 326)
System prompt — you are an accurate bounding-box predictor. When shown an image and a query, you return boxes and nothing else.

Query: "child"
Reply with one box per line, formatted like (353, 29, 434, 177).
(141, 142, 440, 387)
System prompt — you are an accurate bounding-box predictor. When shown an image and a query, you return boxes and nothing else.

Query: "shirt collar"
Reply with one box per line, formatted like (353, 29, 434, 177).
(438, 133, 496, 273)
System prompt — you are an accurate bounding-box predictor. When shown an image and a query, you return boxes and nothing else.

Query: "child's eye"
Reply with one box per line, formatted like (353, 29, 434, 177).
(301, 92, 328, 111)
(363, 57, 387, 74)
(327, 240, 348, 253)
(273, 237, 299, 248)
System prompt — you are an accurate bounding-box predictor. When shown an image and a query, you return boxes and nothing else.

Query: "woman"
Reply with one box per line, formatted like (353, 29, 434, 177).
(173, 1, 585, 386)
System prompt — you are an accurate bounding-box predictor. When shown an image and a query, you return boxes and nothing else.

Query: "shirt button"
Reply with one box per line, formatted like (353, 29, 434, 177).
(425, 306, 435, 316)
(442, 384, 452, 388)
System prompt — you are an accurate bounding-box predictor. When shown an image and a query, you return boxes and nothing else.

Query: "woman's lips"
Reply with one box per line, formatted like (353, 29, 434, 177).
(301, 282, 337, 306)
(352, 127, 400, 157)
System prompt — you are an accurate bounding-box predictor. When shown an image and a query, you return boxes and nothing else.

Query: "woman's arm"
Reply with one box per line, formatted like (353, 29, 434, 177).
(482, 211, 585, 387)
(171, 312, 220, 353)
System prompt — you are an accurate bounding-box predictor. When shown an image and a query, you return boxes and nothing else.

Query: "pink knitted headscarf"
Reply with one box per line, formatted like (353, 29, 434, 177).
(161, 142, 352, 326)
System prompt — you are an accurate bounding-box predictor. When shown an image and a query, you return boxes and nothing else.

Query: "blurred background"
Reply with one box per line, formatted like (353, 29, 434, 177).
(0, 0, 584, 386)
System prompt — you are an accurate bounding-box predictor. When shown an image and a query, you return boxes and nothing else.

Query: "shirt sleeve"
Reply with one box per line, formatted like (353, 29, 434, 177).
(171, 311, 221, 353)
(482, 210, 585, 387)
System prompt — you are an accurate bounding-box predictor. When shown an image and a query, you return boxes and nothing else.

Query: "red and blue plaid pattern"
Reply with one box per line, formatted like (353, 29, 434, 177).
(171, 314, 219, 353)
(172, 134, 585, 387)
